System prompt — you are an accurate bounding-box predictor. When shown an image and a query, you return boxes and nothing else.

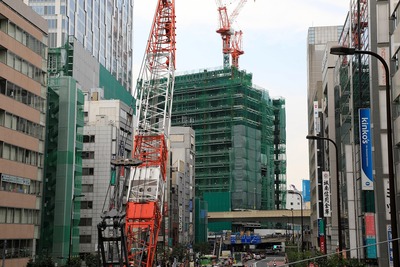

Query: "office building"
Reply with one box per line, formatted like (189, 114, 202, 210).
(24, 0, 134, 93)
(168, 127, 195, 246)
(306, 26, 344, 255)
(0, 1, 48, 266)
(79, 96, 134, 256)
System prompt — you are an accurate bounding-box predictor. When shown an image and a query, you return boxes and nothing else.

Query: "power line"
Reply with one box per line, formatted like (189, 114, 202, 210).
(282, 237, 400, 266)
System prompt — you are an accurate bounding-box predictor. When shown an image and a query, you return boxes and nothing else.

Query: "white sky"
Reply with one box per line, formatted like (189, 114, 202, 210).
(132, 0, 349, 189)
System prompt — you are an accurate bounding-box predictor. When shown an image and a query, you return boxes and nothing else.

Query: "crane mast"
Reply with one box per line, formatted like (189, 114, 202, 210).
(215, 0, 248, 68)
(125, 0, 176, 266)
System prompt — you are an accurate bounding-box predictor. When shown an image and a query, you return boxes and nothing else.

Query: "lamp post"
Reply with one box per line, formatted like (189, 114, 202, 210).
(290, 208, 294, 244)
(69, 194, 85, 262)
(330, 46, 399, 266)
(288, 190, 303, 252)
(306, 135, 342, 255)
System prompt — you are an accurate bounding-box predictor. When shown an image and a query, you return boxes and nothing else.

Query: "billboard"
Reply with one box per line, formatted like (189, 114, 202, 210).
(322, 172, 331, 217)
(302, 180, 310, 202)
(359, 108, 374, 190)
(364, 213, 377, 259)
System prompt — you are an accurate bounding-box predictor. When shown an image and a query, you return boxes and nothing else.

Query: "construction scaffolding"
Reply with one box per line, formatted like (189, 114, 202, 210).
(172, 68, 286, 224)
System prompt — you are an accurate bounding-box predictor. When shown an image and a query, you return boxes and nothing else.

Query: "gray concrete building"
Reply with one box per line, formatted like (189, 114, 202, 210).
(168, 127, 196, 247)
(79, 96, 134, 255)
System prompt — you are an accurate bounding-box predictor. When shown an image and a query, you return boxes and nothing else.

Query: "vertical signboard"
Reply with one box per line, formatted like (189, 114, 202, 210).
(318, 219, 326, 254)
(359, 108, 374, 190)
(387, 225, 394, 266)
(364, 213, 377, 259)
(302, 180, 311, 202)
(313, 101, 319, 133)
(378, 47, 389, 86)
(322, 171, 331, 217)
(384, 178, 391, 220)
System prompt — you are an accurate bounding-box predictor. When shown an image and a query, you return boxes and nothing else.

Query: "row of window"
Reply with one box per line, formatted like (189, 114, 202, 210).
(0, 179, 41, 196)
(0, 239, 32, 259)
(0, 19, 47, 58)
(0, 141, 44, 167)
(0, 207, 39, 224)
(0, 79, 46, 113)
(0, 50, 47, 86)
(0, 109, 45, 140)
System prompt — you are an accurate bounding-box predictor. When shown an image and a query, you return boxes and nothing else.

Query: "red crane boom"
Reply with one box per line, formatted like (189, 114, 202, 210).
(125, 0, 176, 266)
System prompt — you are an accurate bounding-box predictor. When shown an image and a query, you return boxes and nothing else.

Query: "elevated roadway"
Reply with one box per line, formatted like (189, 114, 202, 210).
(207, 209, 311, 225)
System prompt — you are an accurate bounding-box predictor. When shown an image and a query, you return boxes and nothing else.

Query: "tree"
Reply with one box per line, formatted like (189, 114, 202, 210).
(84, 253, 99, 267)
(193, 242, 211, 256)
(66, 256, 81, 267)
(26, 255, 55, 267)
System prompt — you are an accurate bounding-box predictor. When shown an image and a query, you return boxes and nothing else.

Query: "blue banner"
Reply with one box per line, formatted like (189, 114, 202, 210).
(359, 108, 374, 190)
(302, 180, 311, 202)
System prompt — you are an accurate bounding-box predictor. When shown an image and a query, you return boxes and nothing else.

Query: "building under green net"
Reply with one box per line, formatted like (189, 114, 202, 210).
(171, 67, 286, 232)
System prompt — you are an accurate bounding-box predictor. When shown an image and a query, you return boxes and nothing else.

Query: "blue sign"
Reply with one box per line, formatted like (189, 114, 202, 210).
(388, 225, 394, 266)
(359, 108, 374, 190)
(239, 235, 261, 244)
(366, 238, 377, 259)
(302, 180, 311, 202)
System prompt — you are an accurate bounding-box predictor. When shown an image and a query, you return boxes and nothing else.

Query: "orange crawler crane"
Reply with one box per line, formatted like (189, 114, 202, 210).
(97, 0, 175, 266)
(125, 0, 176, 266)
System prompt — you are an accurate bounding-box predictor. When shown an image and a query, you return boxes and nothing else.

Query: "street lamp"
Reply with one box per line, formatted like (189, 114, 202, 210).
(288, 190, 303, 252)
(330, 46, 399, 266)
(306, 135, 342, 255)
(69, 194, 85, 262)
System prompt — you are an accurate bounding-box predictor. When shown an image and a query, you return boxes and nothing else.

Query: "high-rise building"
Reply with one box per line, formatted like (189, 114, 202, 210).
(0, 0, 48, 266)
(309, 1, 400, 265)
(24, 0, 134, 93)
(171, 67, 286, 232)
(330, 0, 394, 264)
(79, 96, 134, 255)
(40, 76, 84, 262)
(39, 39, 134, 265)
(168, 127, 195, 246)
(306, 25, 343, 255)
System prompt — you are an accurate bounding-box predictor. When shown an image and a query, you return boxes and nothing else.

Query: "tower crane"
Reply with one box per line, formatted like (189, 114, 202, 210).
(231, 30, 244, 69)
(97, 0, 176, 266)
(215, 0, 249, 68)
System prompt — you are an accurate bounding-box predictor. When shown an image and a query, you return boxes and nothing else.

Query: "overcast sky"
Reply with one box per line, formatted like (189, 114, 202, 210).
(132, 0, 349, 189)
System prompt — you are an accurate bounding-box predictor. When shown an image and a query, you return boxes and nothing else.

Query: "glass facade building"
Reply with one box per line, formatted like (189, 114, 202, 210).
(24, 0, 134, 93)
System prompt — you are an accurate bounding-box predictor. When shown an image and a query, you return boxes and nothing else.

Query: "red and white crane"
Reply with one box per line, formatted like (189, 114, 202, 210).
(126, 0, 176, 266)
(215, 0, 249, 68)
(97, 1, 175, 266)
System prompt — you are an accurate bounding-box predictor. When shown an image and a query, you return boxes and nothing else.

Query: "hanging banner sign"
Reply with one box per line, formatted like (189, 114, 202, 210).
(322, 171, 331, 217)
(359, 108, 374, 190)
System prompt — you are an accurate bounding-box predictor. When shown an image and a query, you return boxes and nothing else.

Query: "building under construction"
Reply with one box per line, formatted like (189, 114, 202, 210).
(171, 67, 286, 231)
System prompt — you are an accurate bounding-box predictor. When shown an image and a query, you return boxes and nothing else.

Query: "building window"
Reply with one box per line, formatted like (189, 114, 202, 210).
(79, 217, 92, 226)
(82, 151, 94, 159)
(82, 184, 94, 193)
(80, 201, 93, 209)
(79, 235, 92, 243)
(82, 168, 94, 175)
(83, 135, 95, 143)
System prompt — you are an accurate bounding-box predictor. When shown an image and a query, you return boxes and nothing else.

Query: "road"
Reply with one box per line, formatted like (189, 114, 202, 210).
(243, 256, 286, 267)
